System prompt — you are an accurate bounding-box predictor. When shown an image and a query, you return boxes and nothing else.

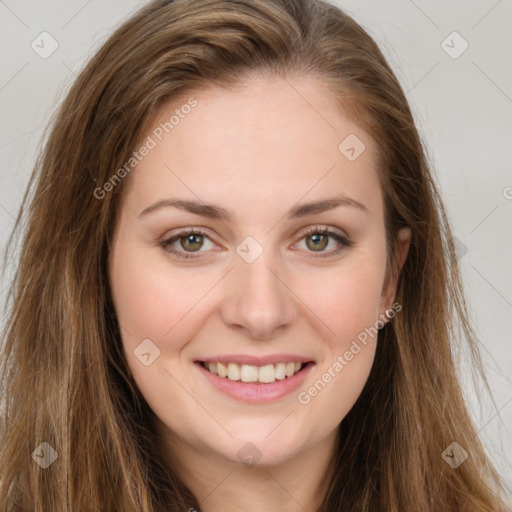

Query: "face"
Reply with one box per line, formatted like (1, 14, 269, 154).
(108, 75, 410, 468)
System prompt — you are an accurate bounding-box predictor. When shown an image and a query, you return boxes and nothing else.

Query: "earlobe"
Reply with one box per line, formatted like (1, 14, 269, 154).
(380, 226, 412, 318)
(396, 226, 412, 272)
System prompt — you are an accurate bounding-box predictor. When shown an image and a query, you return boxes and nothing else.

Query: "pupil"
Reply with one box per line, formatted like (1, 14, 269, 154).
(183, 234, 202, 251)
(308, 233, 327, 251)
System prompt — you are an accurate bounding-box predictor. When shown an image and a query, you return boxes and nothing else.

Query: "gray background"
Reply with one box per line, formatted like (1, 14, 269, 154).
(1, 0, 511, 495)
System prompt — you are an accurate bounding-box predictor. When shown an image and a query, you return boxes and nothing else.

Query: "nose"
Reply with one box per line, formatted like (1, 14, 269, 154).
(219, 247, 296, 341)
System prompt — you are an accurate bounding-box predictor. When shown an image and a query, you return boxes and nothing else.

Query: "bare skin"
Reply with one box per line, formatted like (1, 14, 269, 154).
(108, 74, 411, 511)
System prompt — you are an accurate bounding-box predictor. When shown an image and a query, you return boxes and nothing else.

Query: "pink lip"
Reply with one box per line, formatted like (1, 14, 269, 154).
(195, 361, 315, 404)
(195, 354, 314, 365)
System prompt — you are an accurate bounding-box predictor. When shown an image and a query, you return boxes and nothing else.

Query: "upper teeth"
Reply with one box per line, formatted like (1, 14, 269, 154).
(204, 361, 303, 383)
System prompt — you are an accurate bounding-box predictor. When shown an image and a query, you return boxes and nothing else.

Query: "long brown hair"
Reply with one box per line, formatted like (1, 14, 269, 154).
(1, 0, 509, 510)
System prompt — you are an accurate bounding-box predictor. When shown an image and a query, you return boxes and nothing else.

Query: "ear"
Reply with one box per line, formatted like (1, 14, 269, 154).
(379, 227, 411, 317)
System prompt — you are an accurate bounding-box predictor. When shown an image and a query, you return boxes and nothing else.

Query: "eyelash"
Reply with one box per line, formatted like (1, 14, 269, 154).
(159, 226, 353, 260)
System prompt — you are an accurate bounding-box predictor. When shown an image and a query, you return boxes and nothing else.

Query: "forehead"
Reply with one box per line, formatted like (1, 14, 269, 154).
(120, 75, 383, 224)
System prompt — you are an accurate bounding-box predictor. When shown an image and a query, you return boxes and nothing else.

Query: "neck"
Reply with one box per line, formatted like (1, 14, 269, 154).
(157, 425, 339, 512)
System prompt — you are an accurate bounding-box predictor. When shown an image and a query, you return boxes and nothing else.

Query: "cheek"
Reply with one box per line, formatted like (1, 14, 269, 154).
(109, 248, 230, 416)
(298, 340, 377, 439)
(295, 253, 386, 346)
(109, 252, 207, 420)
(110, 248, 210, 346)
(291, 254, 385, 425)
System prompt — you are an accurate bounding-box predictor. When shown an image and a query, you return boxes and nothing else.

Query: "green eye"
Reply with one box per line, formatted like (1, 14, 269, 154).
(298, 228, 352, 257)
(160, 229, 214, 259)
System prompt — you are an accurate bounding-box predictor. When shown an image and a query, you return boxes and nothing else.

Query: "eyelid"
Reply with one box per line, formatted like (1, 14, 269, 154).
(291, 225, 352, 257)
(298, 224, 348, 239)
(159, 227, 218, 259)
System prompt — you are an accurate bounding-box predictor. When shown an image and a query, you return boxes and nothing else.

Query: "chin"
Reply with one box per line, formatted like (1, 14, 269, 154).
(213, 430, 308, 468)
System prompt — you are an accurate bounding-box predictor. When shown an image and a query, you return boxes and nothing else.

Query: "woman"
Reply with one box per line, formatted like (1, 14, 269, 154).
(0, 0, 509, 510)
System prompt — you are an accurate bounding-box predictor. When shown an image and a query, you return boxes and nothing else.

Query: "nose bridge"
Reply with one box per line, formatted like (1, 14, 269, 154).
(221, 235, 295, 339)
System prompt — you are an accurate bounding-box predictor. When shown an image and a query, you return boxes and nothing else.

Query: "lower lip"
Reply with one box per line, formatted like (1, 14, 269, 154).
(195, 362, 315, 404)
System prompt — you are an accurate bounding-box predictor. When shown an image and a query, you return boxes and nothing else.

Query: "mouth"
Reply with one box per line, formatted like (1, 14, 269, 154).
(199, 360, 311, 384)
(194, 359, 315, 403)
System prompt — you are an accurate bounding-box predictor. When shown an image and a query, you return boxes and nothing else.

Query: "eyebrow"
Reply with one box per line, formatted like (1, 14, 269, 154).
(138, 195, 369, 221)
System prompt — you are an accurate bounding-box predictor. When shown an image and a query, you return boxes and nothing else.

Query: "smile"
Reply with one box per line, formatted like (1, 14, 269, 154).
(201, 361, 304, 384)
(195, 359, 315, 403)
